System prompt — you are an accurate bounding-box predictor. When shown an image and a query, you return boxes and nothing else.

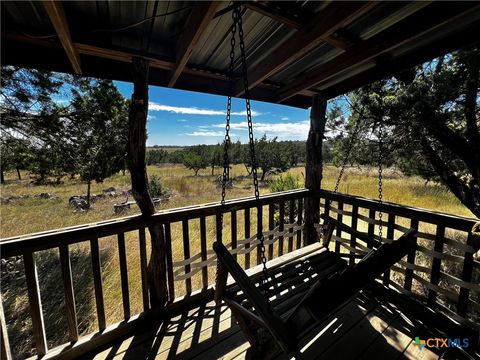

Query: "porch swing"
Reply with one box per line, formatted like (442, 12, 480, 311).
(212, 4, 417, 359)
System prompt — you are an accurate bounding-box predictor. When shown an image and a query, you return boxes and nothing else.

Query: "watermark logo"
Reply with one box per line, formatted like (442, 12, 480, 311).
(412, 337, 426, 350)
(412, 337, 469, 350)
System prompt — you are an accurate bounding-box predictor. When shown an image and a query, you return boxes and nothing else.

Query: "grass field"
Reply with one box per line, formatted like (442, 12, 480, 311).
(0, 164, 475, 358)
(1, 164, 472, 238)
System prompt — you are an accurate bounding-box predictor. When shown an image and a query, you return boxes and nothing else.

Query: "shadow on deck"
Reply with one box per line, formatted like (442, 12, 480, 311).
(88, 287, 473, 360)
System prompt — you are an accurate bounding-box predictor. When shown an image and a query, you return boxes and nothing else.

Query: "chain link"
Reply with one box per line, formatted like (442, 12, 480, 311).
(320, 103, 364, 238)
(377, 116, 384, 241)
(218, 5, 269, 294)
(236, 4, 269, 289)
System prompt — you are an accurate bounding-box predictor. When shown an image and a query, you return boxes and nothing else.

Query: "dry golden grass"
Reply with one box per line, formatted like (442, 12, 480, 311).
(0, 164, 475, 358)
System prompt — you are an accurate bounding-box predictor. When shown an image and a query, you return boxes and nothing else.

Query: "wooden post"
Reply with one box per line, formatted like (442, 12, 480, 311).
(128, 57, 168, 307)
(303, 94, 328, 245)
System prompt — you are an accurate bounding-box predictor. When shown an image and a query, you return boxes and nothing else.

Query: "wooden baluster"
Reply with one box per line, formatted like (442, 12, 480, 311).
(367, 208, 375, 249)
(334, 202, 344, 253)
(59, 244, 78, 342)
(117, 232, 130, 320)
(350, 205, 359, 266)
(138, 227, 149, 311)
(90, 238, 106, 331)
(457, 232, 475, 317)
(0, 295, 12, 360)
(244, 208, 251, 269)
(23, 252, 47, 356)
(383, 213, 396, 285)
(164, 223, 175, 301)
(288, 200, 295, 252)
(428, 224, 445, 307)
(256, 205, 263, 265)
(182, 220, 192, 294)
(296, 198, 303, 249)
(279, 202, 285, 256)
(231, 211, 238, 261)
(200, 216, 208, 289)
(404, 219, 418, 292)
(268, 204, 274, 260)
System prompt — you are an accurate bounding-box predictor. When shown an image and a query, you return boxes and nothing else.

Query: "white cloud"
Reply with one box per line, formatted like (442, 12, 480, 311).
(184, 131, 225, 137)
(211, 120, 310, 138)
(281, 116, 289, 121)
(149, 102, 261, 116)
(177, 119, 188, 122)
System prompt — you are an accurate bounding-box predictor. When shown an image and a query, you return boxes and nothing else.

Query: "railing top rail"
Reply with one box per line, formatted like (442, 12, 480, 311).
(317, 190, 478, 231)
(0, 189, 309, 258)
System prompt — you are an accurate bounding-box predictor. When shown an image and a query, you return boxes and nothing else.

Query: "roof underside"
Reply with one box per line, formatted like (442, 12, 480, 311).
(2, 1, 480, 108)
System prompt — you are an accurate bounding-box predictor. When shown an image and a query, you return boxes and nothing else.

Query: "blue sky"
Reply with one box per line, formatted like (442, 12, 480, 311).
(114, 81, 311, 146)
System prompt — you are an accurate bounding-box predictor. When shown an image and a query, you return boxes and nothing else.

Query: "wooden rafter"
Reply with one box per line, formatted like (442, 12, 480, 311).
(245, 1, 307, 29)
(41, 0, 81, 74)
(168, 1, 220, 88)
(1, 31, 318, 104)
(276, 3, 480, 102)
(234, 1, 376, 97)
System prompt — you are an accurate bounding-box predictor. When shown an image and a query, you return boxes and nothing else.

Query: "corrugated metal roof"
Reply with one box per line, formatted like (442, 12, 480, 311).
(2, 1, 479, 108)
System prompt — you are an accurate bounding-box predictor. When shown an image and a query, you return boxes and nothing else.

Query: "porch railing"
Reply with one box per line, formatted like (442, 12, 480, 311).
(0, 189, 478, 359)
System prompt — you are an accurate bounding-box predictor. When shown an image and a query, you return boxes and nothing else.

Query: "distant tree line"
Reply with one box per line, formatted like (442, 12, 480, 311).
(146, 137, 335, 179)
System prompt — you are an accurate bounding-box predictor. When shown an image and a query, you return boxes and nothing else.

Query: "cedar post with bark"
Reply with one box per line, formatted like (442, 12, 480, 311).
(303, 94, 328, 245)
(128, 57, 168, 307)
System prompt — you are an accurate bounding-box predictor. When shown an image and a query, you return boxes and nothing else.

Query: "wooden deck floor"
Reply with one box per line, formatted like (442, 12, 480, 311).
(89, 287, 472, 360)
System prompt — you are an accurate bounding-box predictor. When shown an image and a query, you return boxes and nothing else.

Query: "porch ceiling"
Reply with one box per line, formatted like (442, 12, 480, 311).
(2, 1, 480, 108)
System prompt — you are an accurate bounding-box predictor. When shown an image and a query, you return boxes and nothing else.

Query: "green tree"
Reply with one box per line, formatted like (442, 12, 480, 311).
(183, 151, 208, 176)
(146, 149, 168, 165)
(69, 80, 128, 207)
(243, 135, 292, 181)
(209, 143, 223, 175)
(338, 47, 480, 216)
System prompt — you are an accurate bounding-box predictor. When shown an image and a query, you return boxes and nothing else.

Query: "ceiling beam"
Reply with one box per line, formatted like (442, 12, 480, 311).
(234, 1, 376, 97)
(245, 1, 307, 29)
(41, 0, 82, 74)
(276, 3, 480, 103)
(168, 1, 220, 88)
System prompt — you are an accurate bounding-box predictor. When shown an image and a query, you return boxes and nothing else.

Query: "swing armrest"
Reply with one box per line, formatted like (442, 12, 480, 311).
(213, 242, 295, 352)
(320, 214, 381, 248)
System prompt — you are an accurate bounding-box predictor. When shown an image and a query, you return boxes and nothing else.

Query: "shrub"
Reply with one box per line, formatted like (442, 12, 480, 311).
(269, 173, 300, 193)
(148, 174, 163, 198)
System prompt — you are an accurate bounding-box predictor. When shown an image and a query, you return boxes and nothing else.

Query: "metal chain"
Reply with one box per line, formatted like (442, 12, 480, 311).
(377, 116, 384, 241)
(333, 105, 365, 194)
(320, 103, 364, 238)
(220, 9, 237, 210)
(235, 5, 269, 288)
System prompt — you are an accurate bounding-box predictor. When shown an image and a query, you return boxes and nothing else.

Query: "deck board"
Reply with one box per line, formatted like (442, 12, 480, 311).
(87, 245, 474, 360)
(89, 287, 474, 360)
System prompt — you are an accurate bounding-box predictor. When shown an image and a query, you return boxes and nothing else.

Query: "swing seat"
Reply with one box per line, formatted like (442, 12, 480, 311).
(213, 223, 417, 359)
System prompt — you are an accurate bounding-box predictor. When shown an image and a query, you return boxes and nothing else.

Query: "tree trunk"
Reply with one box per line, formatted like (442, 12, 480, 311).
(261, 169, 266, 181)
(211, 166, 214, 176)
(16, 168, 21, 180)
(86, 180, 91, 208)
(304, 94, 328, 246)
(127, 57, 168, 307)
(0, 167, 4, 184)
